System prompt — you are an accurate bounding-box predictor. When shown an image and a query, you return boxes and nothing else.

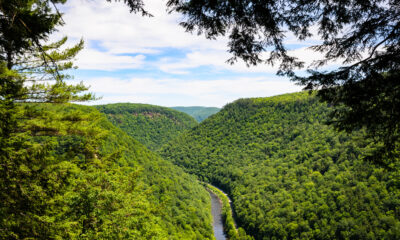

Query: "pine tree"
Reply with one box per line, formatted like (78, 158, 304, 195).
(0, 1, 99, 238)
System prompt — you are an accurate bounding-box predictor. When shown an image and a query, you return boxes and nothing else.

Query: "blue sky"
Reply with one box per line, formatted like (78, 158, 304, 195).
(53, 0, 336, 107)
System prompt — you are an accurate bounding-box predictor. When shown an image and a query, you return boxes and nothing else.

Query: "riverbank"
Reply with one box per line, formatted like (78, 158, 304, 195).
(207, 189, 226, 240)
(203, 183, 254, 240)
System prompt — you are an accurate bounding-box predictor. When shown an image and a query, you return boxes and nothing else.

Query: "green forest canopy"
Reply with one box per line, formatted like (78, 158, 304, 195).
(1, 103, 214, 239)
(138, 0, 400, 162)
(1, 0, 399, 239)
(96, 103, 197, 151)
(160, 92, 400, 240)
(0, 1, 214, 238)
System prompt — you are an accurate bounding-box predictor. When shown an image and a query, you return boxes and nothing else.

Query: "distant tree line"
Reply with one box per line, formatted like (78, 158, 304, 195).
(96, 103, 198, 150)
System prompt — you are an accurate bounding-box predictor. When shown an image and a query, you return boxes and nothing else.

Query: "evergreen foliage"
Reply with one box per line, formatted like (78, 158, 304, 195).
(96, 103, 197, 150)
(0, 1, 213, 238)
(162, 0, 400, 161)
(171, 106, 220, 122)
(0, 1, 98, 237)
(2, 103, 214, 239)
(160, 92, 400, 239)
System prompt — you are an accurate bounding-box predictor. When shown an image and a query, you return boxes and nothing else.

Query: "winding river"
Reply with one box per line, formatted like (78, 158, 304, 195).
(208, 189, 227, 240)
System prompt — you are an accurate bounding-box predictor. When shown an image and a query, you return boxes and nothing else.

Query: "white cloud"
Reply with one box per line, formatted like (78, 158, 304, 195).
(76, 48, 145, 70)
(58, 0, 227, 53)
(52, 0, 230, 71)
(56, 0, 340, 73)
(81, 76, 303, 107)
(55, 0, 338, 107)
(154, 47, 340, 75)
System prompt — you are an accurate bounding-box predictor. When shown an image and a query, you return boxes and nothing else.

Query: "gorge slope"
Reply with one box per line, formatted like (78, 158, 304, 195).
(160, 92, 400, 239)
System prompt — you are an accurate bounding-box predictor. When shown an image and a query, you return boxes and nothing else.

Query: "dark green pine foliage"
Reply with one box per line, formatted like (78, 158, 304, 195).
(96, 103, 198, 151)
(160, 92, 400, 240)
(171, 106, 220, 122)
(16, 103, 214, 239)
(163, 0, 400, 162)
(0, 1, 95, 237)
(0, 1, 213, 239)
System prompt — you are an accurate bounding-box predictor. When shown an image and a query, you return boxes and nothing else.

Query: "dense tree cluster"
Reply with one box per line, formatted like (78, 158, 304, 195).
(0, 1, 214, 238)
(78, 105, 214, 239)
(2, 103, 214, 239)
(96, 103, 198, 150)
(160, 92, 400, 239)
(162, 0, 400, 161)
(171, 106, 221, 122)
(3, 0, 398, 239)
(0, 0, 96, 237)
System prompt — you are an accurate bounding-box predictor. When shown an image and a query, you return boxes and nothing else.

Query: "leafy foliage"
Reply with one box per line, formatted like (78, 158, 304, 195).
(2, 104, 214, 239)
(171, 106, 220, 122)
(96, 103, 197, 150)
(160, 92, 400, 239)
(75, 105, 214, 239)
(301, 71, 400, 164)
(0, 1, 213, 239)
(163, 0, 400, 161)
(0, 0, 65, 66)
(166, 0, 399, 70)
(0, 1, 99, 237)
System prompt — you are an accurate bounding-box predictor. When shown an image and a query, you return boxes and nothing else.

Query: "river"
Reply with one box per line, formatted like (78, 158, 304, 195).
(208, 189, 227, 240)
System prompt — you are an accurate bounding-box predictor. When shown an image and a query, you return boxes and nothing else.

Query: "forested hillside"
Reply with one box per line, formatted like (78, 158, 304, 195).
(96, 103, 197, 150)
(2, 104, 213, 239)
(160, 92, 400, 240)
(171, 106, 220, 122)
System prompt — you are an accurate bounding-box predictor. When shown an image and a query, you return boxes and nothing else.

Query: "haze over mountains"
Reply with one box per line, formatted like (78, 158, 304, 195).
(171, 107, 221, 122)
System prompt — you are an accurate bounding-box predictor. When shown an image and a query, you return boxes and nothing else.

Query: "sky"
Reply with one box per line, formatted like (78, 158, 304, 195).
(54, 0, 333, 108)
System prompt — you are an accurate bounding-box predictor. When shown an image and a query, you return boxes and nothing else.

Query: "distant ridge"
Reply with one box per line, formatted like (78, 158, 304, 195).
(95, 103, 197, 150)
(171, 106, 220, 122)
